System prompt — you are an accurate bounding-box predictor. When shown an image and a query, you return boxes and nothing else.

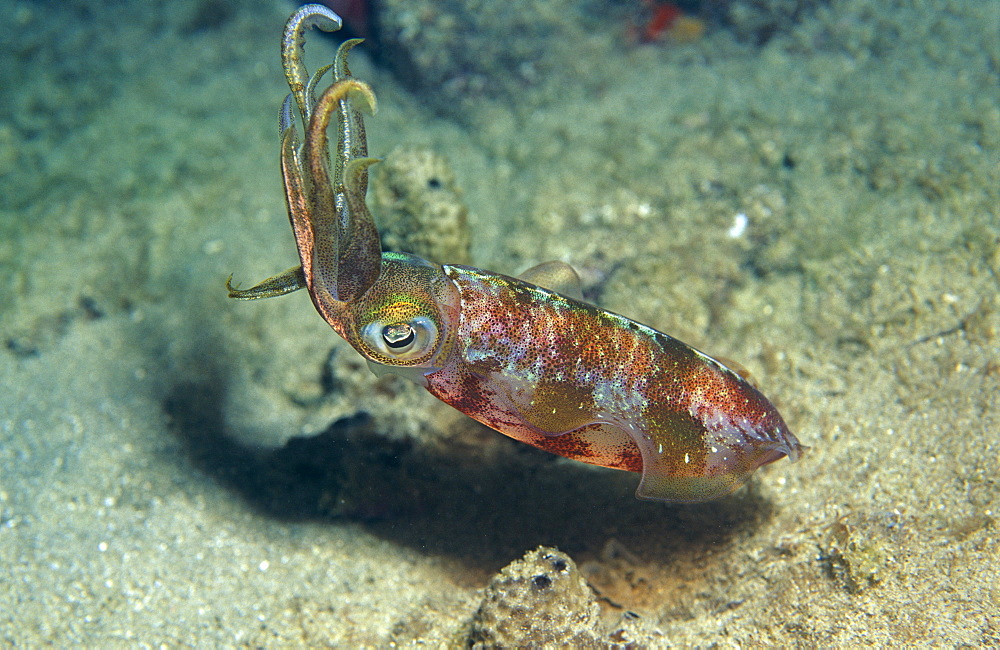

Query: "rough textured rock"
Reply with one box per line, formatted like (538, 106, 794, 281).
(371, 146, 472, 265)
(469, 546, 605, 647)
(468, 545, 665, 647)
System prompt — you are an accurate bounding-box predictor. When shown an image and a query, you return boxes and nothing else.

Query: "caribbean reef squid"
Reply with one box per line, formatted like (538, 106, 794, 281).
(228, 4, 803, 502)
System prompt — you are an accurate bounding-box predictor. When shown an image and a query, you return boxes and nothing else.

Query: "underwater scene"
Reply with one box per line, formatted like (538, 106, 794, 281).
(1, 0, 997, 644)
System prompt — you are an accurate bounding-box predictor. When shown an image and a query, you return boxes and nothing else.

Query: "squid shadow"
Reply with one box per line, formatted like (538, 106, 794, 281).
(164, 377, 776, 570)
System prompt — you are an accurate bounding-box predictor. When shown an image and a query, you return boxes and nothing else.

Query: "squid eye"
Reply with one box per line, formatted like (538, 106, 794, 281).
(361, 315, 439, 363)
(382, 324, 415, 350)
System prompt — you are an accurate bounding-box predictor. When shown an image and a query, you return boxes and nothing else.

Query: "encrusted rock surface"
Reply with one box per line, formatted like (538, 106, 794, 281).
(469, 546, 604, 647)
(371, 146, 472, 265)
(469, 546, 662, 647)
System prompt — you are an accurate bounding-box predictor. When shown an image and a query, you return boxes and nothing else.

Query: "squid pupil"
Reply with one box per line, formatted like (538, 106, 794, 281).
(383, 324, 415, 349)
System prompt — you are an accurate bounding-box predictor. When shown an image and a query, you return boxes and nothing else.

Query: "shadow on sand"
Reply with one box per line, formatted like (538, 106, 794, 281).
(164, 375, 777, 572)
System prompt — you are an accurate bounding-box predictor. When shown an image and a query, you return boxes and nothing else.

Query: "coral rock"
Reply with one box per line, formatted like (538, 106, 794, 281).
(470, 546, 603, 647)
(372, 146, 472, 265)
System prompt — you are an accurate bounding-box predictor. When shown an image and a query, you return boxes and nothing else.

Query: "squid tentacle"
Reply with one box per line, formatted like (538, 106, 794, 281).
(281, 4, 343, 124)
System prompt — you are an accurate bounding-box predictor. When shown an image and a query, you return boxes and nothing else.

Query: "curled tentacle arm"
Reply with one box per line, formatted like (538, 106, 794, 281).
(282, 4, 343, 124)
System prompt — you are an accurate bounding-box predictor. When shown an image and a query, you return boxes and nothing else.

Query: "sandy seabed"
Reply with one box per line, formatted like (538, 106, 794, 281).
(1, 0, 997, 645)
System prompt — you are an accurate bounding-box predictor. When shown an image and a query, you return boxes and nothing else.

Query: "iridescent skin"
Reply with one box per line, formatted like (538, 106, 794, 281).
(229, 5, 802, 502)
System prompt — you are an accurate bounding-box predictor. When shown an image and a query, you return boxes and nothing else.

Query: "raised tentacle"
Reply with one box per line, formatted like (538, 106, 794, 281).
(234, 11, 380, 308)
(306, 63, 335, 112)
(278, 93, 295, 137)
(279, 126, 317, 291)
(281, 4, 343, 124)
(338, 155, 383, 299)
(332, 39, 370, 198)
(302, 79, 379, 303)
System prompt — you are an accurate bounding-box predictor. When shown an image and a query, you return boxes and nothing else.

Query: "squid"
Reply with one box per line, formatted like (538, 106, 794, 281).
(229, 5, 802, 502)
